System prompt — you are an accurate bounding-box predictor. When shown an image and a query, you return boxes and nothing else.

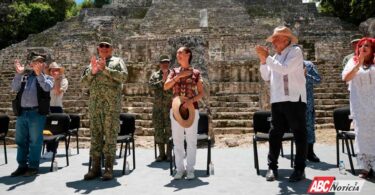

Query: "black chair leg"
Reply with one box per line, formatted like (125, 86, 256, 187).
(291, 140, 294, 168)
(50, 150, 57, 172)
(154, 141, 157, 159)
(336, 136, 340, 167)
(67, 134, 71, 151)
(344, 137, 355, 175)
(42, 143, 46, 155)
(342, 139, 345, 153)
(119, 142, 124, 158)
(76, 133, 79, 154)
(123, 142, 128, 175)
(132, 139, 136, 170)
(4, 139, 7, 164)
(349, 139, 356, 157)
(207, 140, 211, 175)
(280, 144, 284, 157)
(169, 141, 174, 175)
(65, 138, 69, 166)
(253, 138, 260, 175)
(88, 156, 91, 171)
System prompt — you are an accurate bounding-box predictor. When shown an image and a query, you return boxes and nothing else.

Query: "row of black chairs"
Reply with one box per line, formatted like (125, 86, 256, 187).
(252, 106, 357, 175)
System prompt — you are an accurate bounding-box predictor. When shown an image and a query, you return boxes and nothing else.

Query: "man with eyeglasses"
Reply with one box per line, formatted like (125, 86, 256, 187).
(10, 54, 53, 177)
(149, 55, 173, 162)
(81, 37, 128, 181)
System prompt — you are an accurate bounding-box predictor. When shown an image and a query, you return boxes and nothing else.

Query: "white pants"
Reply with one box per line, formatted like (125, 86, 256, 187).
(170, 109, 199, 173)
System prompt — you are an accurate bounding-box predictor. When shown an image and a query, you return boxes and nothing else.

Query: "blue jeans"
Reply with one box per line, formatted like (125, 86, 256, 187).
(15, 109, 46, 169)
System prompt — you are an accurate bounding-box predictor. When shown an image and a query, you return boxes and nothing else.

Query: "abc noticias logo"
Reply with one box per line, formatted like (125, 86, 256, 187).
(307, 176, 365, 193)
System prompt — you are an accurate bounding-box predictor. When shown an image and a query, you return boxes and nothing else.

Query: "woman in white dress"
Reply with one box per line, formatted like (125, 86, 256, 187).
(342, 37, 375, 178)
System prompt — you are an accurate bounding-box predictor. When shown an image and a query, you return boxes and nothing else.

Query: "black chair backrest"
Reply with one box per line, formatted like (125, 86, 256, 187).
(333, 106, 352, 132)
(119, 113, 136, 136)
(253, 111, 272, 134)
(68, 114, 80, 130)
(197, 112, 209, 135)
(45, 113, 71, 135)
(0, 114, 10, 135)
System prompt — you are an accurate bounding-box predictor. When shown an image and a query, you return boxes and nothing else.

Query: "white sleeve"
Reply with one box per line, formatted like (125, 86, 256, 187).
(259, 64, 271, 81)
(266, 47, 304, 75)
(342, 57, 356, 80)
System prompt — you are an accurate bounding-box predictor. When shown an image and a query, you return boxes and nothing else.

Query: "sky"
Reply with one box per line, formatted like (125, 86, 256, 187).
(75, 0, 84, 5)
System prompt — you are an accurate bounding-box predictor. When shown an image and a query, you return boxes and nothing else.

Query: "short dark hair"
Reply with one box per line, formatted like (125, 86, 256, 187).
(181, 47, 193, 64)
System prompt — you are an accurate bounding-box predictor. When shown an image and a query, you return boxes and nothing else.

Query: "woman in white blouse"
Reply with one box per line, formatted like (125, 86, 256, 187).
(342, 37, 375, 178)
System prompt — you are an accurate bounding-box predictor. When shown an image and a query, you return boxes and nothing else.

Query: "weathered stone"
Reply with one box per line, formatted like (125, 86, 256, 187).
(0, 0, 360, 141)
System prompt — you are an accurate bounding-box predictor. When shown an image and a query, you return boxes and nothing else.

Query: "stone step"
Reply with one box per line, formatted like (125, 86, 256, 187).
(210, 101, 258, 108)
(212, 119, 252, 128)
(314, 99, 349, 105)
(213, 127, 253, 134)
(315, 123, 334, 130)
(314, 92, 348, 99)
(315, 104, 348, 110)
(210, 94, 259, 102)
(212, 112, 252, 120)
(315, 117, 334, 124)
(212, 107, 256, 113)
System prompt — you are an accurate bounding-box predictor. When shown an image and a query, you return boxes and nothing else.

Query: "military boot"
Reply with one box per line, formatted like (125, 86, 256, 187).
(84, 156, 101, 180)
(156, 144, 166, 162)
(102, 155, 114, 181)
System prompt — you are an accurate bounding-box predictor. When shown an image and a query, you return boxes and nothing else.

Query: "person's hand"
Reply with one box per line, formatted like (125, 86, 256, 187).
(255, 45, 269, 64)
(176, 69, 193, 81)
(33, 62, 43, 76)
(181, 96, 193, 109)
(90, 56, 99, 75)
(14, 59, 25, 74)
(97, 57, 106, 71)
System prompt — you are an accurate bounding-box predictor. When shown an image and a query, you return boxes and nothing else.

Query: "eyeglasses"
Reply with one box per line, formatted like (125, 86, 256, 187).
(99, 44, 111, 48)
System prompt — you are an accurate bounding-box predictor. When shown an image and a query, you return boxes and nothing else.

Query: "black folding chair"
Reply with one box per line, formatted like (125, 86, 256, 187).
(0, 114, 10, 164)
(169, 112, 212, 175)
(67, 114, 80, 154)
(118, 113, 136, 175)
(88, 113, 136, 175)
(43, 113, 70, 171)
(252, 111, 294, 175)
(333, 106, 355, 174)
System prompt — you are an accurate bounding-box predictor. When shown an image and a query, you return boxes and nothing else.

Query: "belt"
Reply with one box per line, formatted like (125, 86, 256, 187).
(21, 106, 38, 111)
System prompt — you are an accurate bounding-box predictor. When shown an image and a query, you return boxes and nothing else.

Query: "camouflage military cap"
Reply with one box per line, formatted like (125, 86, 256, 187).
(98, 37, 113, 46)
(159, 55, 170, 62)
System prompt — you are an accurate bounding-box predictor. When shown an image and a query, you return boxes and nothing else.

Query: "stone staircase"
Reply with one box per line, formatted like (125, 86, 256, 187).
(0, 0, 359, 140)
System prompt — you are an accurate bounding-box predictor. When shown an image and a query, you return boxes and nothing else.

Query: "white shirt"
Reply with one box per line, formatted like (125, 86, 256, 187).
(50, 77, 68, 107)
(259, 45, 306, 103)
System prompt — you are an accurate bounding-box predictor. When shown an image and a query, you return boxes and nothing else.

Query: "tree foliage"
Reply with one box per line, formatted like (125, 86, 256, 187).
(319, 0, 375, 25)
(0, 0, 78, 49)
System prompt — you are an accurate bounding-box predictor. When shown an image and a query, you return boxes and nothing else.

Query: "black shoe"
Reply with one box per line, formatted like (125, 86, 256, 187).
(10, 167, 28, 177)
(23, 168, 38, 177)
(289, 169, 305, 182)
(266, 169, 278, 181)
(307, 153, 320, 162)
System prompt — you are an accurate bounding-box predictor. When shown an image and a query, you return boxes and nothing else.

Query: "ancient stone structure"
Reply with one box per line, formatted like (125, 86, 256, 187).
(0, 0, 360, 141)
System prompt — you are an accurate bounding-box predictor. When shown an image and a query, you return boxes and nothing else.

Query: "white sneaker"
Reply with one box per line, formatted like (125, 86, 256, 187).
(41, 152, 54, 159)
(174, 171, 185, 180)
(186, 171, 195, 180)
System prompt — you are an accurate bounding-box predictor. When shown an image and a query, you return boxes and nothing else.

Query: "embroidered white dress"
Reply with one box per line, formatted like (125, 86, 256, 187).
(343, 59, 375, 170)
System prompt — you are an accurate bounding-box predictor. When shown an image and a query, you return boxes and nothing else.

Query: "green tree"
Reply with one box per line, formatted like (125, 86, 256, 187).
(319, 0, 375, 25)
(0, 0, 79, 49)
(94, 0, 111, 8)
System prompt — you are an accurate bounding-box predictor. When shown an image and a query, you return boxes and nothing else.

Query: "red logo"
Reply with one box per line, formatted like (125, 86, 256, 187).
(307, 176, 336, 194)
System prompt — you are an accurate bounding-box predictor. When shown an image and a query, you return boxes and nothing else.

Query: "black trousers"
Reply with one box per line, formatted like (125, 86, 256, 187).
(268, 101, 307, 171)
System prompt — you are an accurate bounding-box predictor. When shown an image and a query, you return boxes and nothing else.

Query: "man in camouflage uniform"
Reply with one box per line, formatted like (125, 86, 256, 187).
(81, 38, 128, 180)
(149, 55, 173, 162)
